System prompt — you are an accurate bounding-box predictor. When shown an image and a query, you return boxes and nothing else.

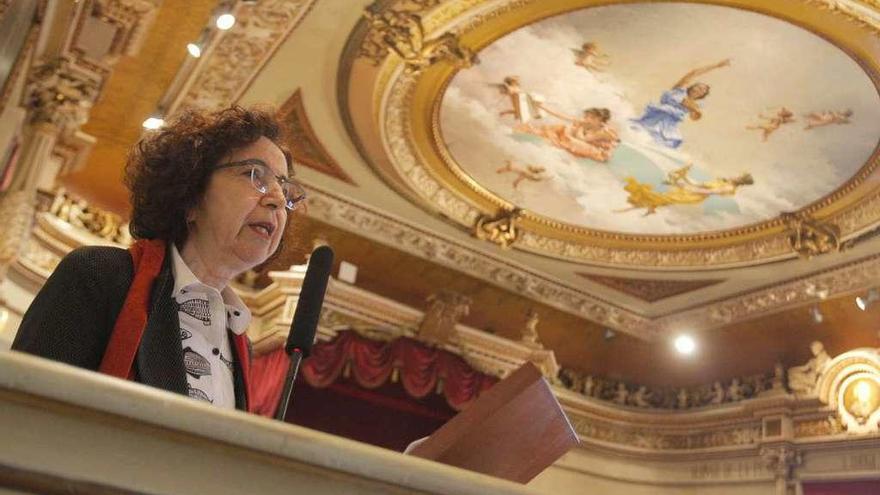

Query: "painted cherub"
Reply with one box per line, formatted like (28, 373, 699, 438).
(517, 106, 620, 162)
(803, 109, 853, 130)
(746, 107, 795, 141)
(495, 160, 547, 189)
(495, 75, 545, 124)
(572, 42, 609, 72)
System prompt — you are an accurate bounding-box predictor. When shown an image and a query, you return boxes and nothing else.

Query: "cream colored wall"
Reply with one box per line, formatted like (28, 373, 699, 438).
(529, 447, 775, 495)
(531, 465, 773, 495)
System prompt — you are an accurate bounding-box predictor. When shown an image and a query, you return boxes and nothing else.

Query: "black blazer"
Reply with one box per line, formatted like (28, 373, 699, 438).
(12, 245, 249, 411)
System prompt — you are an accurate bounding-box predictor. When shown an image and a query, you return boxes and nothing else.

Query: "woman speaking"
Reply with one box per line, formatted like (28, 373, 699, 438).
(13, 106, 305, 412)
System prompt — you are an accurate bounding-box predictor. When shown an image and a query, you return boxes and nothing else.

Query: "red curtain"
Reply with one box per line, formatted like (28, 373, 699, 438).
(802, 480, 880, 495)
(249, 347, 290, 417)
(250, 330, 498, 417)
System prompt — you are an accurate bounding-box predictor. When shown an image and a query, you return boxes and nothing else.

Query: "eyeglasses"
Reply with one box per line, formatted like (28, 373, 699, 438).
(215, 159, 306, 211)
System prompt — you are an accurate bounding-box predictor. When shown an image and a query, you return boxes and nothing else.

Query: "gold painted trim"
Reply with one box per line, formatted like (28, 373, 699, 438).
(421, 0, 880, 244)
(343, 0, 880, 267)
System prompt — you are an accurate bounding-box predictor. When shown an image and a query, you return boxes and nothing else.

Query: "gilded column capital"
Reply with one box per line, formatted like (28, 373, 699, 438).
(25, 57, 100, 131)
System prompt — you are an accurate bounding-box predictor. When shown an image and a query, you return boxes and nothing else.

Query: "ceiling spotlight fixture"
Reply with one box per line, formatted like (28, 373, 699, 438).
(810, 305, 824, 324)
(856, 289, 880, 311)
(141, 115, 165, 130)
(186, 42, 202, 58)
(674, 335, 696, 356)
(603, 328, 616, 341)
(216, 13, 236, 30)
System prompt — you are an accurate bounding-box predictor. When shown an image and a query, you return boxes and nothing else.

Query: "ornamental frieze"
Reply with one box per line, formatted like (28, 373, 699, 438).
(567, 414, 762, 451)
(174, 0, 317, 113)
(303, 184, 880, 339)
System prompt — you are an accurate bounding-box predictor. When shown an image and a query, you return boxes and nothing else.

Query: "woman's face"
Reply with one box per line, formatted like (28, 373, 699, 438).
(185, 136, 289, 273)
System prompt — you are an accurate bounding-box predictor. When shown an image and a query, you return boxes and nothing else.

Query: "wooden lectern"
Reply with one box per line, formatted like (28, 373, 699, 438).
(407, 362, 579, 483)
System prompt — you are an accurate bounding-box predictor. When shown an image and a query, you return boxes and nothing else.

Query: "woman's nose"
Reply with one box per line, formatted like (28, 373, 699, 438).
(260, 180, 285, 209)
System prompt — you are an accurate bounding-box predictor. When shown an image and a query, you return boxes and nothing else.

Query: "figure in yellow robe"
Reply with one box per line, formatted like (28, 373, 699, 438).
(620, 165, 753, 215)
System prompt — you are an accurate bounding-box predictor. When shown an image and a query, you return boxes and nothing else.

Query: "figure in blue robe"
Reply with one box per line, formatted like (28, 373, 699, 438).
(631, 59, 731, 148)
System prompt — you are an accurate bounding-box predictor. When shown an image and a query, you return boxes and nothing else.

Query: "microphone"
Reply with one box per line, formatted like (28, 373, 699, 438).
(274, 245, 334, 421)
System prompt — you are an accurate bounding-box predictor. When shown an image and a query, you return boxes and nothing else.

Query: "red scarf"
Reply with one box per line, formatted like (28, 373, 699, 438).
(98, 239, 253, 412)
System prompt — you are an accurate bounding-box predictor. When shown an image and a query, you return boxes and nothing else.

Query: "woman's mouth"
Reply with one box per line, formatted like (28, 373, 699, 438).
(248, 222, 275, 238)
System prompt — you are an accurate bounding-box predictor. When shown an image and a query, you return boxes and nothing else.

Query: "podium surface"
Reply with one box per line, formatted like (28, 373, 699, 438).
(0, 351, 540, 495)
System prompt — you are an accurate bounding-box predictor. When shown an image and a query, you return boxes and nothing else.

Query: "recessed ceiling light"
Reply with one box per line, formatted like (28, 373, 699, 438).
(186, 42, 202, 58)
(142, 116, 164, 130)
(811, 305, 824, 324)
(674, 335, 696, 355)
(216, 13, 235, 30)
(856, 289, 879, 311)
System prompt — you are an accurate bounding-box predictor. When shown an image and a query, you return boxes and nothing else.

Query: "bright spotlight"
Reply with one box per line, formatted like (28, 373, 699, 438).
(811, 305, 824, 324)
(856, 289, 879, 311)
(186, 42, 202, 58)
(216, 13, 236, 30)
(674, 335, 696, 355)
(142, 116, 165, 130)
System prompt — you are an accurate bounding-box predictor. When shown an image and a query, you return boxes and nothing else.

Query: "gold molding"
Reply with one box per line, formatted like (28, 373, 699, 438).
(342, 0, 880, 268)
(473, 206, 522, 248)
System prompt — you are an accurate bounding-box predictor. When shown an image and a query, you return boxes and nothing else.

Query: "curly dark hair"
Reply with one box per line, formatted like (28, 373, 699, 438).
(125, 106, 292, 248)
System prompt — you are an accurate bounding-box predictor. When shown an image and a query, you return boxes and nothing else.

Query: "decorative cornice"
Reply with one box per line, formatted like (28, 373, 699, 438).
(302, 182, 880, 338)
(661, 252, 880, 334)
(302, 182, 657, 339)
(568, 413, 763, 452)
(578, 274, 724, 303)
(172, 0, 317, 114)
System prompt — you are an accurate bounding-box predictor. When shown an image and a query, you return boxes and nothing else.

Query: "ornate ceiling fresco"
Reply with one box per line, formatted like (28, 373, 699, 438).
(342, 0, 880, 269)
(441, 3, 880, 235)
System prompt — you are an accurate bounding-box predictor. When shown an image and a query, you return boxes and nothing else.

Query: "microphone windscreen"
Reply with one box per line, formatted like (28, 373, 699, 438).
(286, 245, 334, 357)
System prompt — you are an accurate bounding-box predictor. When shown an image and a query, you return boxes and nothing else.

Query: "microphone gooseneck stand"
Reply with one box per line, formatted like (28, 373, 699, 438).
(274, 245, 335, 422)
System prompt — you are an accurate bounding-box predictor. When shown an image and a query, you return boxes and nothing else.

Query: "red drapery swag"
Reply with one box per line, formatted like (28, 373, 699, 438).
(250, 330, 498, 417)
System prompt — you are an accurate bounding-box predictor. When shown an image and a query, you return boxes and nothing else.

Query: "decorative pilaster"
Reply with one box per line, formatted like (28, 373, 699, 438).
(760, 445, 802, 495)
(0, 56, 99, 283)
